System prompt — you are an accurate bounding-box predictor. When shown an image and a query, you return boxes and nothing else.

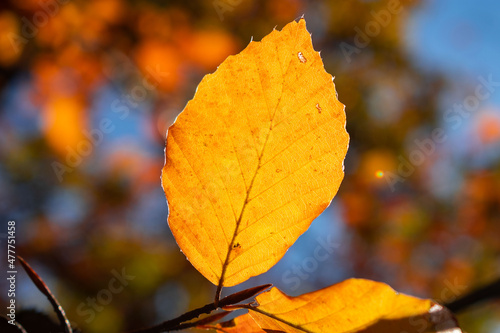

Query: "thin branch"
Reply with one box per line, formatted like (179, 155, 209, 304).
(445, 277, 500, 313)
(14, 321, 28, 333)
(169, 311, 230, 331)
(128, 284, 271, 333)
(17, 256, 73, 333)
(127, 303, 217, 333)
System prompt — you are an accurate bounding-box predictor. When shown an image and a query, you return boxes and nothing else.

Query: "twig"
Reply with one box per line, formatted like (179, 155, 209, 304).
(169, 311, 230, 331)
(128, 284, 271, 333)
(445, 277, 500, 313)
(215, 284, 223, 307)
(17, 256, 73, 333)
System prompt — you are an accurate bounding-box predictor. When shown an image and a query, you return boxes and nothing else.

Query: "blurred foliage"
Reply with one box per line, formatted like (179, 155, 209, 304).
(0, 0, 499, 332)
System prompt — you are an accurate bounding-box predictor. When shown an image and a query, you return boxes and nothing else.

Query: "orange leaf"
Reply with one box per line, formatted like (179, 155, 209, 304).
(161, 18, 349, 287)
(247, 279, 461, 333)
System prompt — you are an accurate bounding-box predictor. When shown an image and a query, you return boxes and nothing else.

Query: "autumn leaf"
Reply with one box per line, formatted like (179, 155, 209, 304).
(244, 279, 461, 333)
(161, 18, 349, 288)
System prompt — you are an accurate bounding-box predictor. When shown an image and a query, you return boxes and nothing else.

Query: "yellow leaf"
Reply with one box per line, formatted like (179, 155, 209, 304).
(248, 279, 461, 333)
(161, 18, 349, 288)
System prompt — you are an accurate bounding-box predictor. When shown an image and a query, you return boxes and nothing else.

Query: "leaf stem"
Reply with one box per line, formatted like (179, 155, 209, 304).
(215, 284, 223, 306)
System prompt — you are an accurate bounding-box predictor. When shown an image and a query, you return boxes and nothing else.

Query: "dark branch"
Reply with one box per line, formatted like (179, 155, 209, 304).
(128, 284, 271, 333)
(445, 277, 500, 313)
(17, 256, 73, 333)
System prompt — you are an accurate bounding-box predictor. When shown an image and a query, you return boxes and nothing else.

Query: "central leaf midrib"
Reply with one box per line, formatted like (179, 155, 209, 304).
(218, 33, 299, 288)
(218, 87, 283, 289)
(218, 118, 275, 286)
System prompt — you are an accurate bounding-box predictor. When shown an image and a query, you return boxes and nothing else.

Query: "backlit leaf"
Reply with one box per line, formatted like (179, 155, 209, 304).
(247, 278, 461, 333)
(161, 18, 349, 287)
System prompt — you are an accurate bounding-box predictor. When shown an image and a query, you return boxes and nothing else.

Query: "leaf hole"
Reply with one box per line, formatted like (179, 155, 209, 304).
(297, 52, 307, 63)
